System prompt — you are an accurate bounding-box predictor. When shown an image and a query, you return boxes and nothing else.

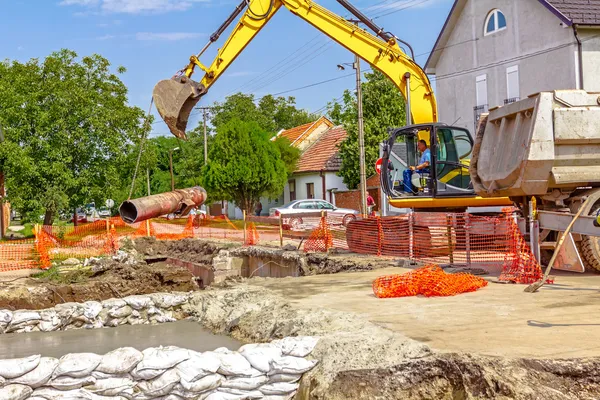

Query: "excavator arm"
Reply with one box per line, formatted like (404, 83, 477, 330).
(152, 0, 437, 139)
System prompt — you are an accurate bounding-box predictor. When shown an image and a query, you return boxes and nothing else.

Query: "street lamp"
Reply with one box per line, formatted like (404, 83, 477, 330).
(169, 147, 180, 192)
(338, 57, 367, 217)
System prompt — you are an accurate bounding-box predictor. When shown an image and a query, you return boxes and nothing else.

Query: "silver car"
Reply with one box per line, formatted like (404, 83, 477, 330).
(269, 199, 359, 229)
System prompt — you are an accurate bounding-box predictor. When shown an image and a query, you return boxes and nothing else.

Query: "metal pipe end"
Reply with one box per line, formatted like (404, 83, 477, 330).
(119, 201, 138, 224)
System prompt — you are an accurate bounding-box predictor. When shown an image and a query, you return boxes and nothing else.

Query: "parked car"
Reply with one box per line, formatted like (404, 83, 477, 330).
(70, 209, 88, 224)
(269, 200, 359, 229)
(98, 207, 111, 218)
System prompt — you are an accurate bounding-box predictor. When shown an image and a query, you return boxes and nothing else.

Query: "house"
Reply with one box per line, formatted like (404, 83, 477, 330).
(425, 0, 600, 132)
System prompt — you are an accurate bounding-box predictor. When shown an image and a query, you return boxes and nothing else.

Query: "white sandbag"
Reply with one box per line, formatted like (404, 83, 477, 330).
(221, 376, 268, 391)
(10, 357, 58, 388)
(0, 354, 41, 379)
(238, 344, 282, 374)
(171, 384, 210, 400)
(149, 293, 188, 309)
(136, 368, 180, 397)
(91, 371, 131, 380)
(268, 357, 317, 375)
(176, 352, 221, 382)
(101, 299, 127, 309)
(210, 350, 253, 377)
(130, 368, 165, 381)
(179, 374, 223, 393)
(96, 347, 143, 374)
(55, 303, 85, 323)
(83, 320, 104, 330)
(0, 376, 4, 386)
(86, 377, 135, 397)
(205, 391, 259, 400)
(39, 320, 62, 332)
(0, 310, 12, 325)
(104, 318, 127, 328)
(6, 310, 41, 332)
(266, 374, 300, 384)
(217, 388, 264, 399)
(123, 295, 153, 310)
(271, 337, 319, 358)
(151, 314, 176, 324)
(54, 353, 102, 378)
(108, 305, 132, 319)
(258, 383, 298, 396)
(32, 387, 93, 399)
(146, 307, 161, 316)
(0, 384, 32, 400)
(49, 375, 96, 390)
(262, 394, 296, 400)
(83, 301, 103, 320)
(136, 347, 189, 372)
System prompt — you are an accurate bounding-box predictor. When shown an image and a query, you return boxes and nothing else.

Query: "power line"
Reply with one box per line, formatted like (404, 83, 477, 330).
(270, 72, 355, 96)
(371, 0, 435, 19)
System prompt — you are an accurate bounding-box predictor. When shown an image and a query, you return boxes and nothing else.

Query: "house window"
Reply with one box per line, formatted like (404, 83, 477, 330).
(476, 74, 488, 107)
(505, 65, 519, 104)
(306, 183, 315, 199)
(288, 179, 296, 201)
(484, 9, 507, 36)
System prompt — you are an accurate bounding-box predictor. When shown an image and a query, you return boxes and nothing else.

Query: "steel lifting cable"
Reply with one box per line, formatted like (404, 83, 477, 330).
(128, 98, 154, 200)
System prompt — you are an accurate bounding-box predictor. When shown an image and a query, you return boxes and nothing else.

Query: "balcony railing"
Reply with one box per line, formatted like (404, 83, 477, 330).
(504, 97, 520, 105)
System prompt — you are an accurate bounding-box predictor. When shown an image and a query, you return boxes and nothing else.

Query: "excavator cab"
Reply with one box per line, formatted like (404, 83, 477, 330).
(152, 75, 207, 140)
(381, 123, 475, 201)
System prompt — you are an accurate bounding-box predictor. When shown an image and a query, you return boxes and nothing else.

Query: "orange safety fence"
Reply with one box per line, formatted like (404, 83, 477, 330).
(0, 239, 38, 271)
(372, 264, 489, 298)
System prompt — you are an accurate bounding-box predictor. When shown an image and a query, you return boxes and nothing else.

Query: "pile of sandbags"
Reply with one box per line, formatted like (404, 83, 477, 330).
(0, 293, 191, 334)
(0, 337, 319, 400)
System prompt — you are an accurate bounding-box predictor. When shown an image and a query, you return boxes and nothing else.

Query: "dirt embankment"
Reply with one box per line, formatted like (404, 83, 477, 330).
(0, 259, 196, 310)
(183, 284, 600, 400)
(133, 237, 228, 265)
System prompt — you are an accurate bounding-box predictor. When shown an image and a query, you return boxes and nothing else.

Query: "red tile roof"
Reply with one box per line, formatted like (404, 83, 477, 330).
(295, 126, 347, 173)
(275, 116, 333, 147)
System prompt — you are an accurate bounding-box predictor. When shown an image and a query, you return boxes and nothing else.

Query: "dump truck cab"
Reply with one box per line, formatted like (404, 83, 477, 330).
(381, 123, 512, 210)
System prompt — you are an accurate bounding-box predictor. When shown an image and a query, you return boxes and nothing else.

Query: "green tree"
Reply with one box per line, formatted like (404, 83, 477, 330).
(0, 50, 147, 224)
(329, 71, 406, 189)
(201, 119, 295, 214)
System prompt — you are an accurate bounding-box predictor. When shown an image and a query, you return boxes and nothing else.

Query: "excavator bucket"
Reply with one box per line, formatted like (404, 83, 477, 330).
(152, 76, 205, 140)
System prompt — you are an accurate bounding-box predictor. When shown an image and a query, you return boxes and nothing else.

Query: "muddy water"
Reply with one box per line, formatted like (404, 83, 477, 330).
(0, 320, 241, 359)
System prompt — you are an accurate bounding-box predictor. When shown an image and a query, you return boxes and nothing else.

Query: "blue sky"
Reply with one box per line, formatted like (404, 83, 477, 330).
(0, 0, 453, 136)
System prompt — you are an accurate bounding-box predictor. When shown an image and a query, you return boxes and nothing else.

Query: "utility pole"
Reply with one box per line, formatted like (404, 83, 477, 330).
(0, 123, 5, 240)
(196, 107, 210, 165)
(169, 147, 180, 192)
(146, 168, 151, 196)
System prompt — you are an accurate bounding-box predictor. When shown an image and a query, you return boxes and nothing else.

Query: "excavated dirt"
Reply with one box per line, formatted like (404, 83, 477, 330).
(134, 237, 230, 266)
(183, 284, 600, 400)
(0, 260, 196, 310)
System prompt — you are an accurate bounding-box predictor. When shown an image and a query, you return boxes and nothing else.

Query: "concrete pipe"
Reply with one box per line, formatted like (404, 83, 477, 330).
(119, 187, 207, 223)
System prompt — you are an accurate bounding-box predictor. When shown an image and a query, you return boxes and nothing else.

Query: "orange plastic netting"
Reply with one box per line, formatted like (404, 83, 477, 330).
(304, 216, 333, 252)
(245, 222, 259, 245)
(372, 265, 488, 298)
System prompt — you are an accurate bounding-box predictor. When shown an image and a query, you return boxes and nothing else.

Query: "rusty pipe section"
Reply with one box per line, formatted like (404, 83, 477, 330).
(119, 187, 207, 224)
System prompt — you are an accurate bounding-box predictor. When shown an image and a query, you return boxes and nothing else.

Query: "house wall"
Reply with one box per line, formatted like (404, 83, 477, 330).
(434, 0, 578, 132)
(581, 28, 600, 92)
(283, 172, 349, 204)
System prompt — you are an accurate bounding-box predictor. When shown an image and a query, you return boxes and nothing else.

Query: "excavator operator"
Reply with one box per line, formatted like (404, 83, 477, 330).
(409, 140, 431, 174)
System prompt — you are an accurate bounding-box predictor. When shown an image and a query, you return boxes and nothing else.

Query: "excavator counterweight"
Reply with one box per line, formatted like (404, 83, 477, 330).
(153, 76, 205, 140)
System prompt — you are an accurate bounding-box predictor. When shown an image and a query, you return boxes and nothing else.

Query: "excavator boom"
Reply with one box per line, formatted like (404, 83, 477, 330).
(153, 0, 437, 139)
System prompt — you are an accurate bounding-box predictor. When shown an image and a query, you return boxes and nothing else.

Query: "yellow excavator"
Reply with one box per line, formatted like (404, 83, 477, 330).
(152, 0, 512, 211)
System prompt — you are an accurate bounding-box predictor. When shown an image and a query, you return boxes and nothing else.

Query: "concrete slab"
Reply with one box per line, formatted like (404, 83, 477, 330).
(249, 267, 600, 359)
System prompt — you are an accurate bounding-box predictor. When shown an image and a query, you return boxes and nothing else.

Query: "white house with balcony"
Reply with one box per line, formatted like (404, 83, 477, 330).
(425, 0, 600, 132)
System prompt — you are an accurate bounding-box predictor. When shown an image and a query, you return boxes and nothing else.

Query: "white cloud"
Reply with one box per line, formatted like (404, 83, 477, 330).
(60, 0, 210, 14)
(135, 32, 205, 41)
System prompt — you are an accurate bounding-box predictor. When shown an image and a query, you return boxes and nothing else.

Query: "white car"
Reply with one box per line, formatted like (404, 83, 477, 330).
(269, 199, 359, 229)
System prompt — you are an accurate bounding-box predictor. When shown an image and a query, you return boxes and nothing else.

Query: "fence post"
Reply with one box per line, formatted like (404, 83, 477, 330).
(446, 214, 454, 265)
(146, 220, 151, 237)
(408, 212, 414, 261)
(243, 210, 247, 245)
(279, 214, 283, 247)
(105, 219, 110, 235)
(377, 216, 383, 257)
(465, 214, 471, 267)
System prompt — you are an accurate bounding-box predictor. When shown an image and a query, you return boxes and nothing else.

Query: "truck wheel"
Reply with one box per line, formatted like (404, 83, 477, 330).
(580, 204, 600, 272)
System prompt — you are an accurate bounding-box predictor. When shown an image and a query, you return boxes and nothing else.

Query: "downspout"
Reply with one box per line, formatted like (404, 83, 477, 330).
(320, 170, 326, 200)
(573, 25, 584, 90)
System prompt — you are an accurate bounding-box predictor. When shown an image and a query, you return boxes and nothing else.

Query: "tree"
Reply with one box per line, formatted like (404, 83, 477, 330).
(0, 50, 147, 224)
(329, 70, 406, 189)
(201, 119, 296, 214)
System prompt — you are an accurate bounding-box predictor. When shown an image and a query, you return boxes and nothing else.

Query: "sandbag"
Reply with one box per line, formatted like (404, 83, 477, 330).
(0, 354, 41, 379)
(0, 384, 33, 400)
(136, 347, 189, 372)
(83, 321, 105, 330)
(149, 293, 188, 309)
(176, 352, 221, 382)
(130, 367, 166, 381)
(108, 305, 132, 319)
(0, 310, 12, 325)
(271, 337, 318, 358)
(96, 347, 143, 374)
(55, 303, 85, 324)
(32, 388, 93, 399)
(123, 295, 153, 311)
(83, 301, 103, 320)
(238, 344, 282, 374)
(179, 374, 223, 393)
(86, 377, 136, 397)
(150, 314, 177, 324)
(268, 357, 317, 375)
(101, 299, 127, 309)
(266, 374, 300, 384)
(49, 375, 96, 391)
(6, 311, 41, 332)
(258, 383, 298, 396)
(10, 357, 58, 388)
(217, 388, 264, 399)
(146, 307, 161, 316)
(137, 368, 180, 397)
(262, 394, 296, 400)
(205, 391, 259, 400)
(221, 376, 268, 391)
(91, 371, 131, 380)
(53, 353, 101, 378)
(104, 318, 127, 328)
(210, 350, 253, 377)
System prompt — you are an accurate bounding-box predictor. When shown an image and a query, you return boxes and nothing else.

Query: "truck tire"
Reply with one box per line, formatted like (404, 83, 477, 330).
(580, 204, 600, 272)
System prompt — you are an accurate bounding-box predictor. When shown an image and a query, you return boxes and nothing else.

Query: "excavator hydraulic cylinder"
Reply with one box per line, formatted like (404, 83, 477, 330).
(119, 187, 207, 224)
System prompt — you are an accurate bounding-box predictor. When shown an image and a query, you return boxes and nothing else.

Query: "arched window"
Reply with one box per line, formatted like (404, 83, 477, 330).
(484, 9, 507, 36)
